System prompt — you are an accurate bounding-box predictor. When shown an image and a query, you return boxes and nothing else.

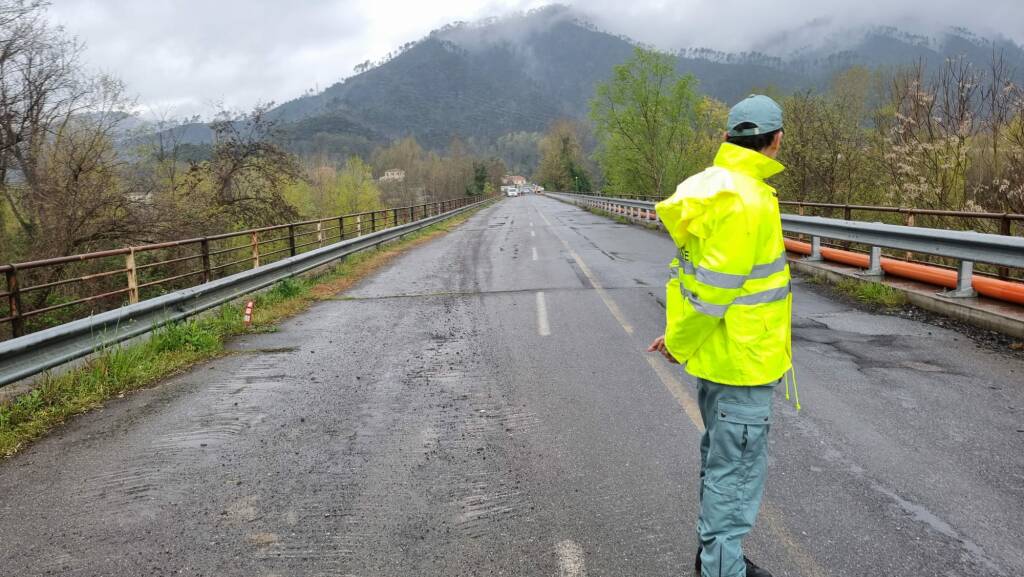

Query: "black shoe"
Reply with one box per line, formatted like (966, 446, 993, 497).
(694, 547, 773, 577)
(742, 556, 773, 577)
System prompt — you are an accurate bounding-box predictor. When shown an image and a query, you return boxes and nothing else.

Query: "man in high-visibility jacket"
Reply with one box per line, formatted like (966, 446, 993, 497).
(647, 94, 793, 577)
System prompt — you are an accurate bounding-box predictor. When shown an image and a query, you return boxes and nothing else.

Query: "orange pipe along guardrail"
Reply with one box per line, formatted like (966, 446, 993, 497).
(783, 238, 1024, 306)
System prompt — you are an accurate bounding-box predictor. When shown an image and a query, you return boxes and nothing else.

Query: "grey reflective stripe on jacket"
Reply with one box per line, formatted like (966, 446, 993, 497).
(679, 251, 788, 290)
(681, 282, 791, 319)
(681, 289, 730, 317)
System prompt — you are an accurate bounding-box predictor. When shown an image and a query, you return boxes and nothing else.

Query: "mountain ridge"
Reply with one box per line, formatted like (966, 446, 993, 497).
(142, 6, 1024, 168)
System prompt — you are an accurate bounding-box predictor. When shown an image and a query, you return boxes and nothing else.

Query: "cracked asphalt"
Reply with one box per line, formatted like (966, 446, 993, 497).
(0, 195, 1022, 576)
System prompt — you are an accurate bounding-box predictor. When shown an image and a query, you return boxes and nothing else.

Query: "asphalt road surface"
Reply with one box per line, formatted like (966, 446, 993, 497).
(1, 195, 1022, 577)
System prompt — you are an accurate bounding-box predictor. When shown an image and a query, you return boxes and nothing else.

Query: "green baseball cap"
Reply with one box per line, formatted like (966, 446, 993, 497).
(727, 94, 783, 137)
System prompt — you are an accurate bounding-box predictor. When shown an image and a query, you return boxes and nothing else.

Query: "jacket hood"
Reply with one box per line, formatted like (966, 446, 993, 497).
(713, 142, 785, 180)
(655, 143, 785, 248)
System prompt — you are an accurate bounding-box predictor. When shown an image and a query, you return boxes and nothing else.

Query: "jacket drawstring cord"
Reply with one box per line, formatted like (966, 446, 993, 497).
(784, 368, 801, 411)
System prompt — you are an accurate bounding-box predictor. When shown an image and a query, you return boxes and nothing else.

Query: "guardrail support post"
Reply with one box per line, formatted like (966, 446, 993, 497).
(944, 260, 978, 298)
(339, 216, 345, 240)
(370, 211, 377, 233)
(864, 246, 883, 277)
(287, 226, 296, 257)
(805, 236, 824, 262)
(126, 249, 139, 305)
(6, 268, 24, 338)
(200, 238, 211, 283)
(316, 221, 324, 247)
(391, 209, 398, 228)
(252, 231, 261, 268)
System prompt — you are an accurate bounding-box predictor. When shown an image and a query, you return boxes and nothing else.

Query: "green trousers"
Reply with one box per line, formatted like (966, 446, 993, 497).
(696, 377, 776, 577)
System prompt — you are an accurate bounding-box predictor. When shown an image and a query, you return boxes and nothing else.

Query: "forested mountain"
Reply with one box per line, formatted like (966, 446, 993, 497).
(213, 6, 1024, 162)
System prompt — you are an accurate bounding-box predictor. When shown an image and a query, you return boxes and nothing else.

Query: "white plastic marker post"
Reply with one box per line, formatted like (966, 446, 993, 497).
(243, 300, 255, 328)
(532, 247, 539, 261)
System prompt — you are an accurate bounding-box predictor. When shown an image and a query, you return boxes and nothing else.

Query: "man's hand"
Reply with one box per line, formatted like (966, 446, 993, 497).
(646, 335, 679, 364)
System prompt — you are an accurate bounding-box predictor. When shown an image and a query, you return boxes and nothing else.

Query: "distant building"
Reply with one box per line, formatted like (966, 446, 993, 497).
(379, 168, 406, 183)
(503, 175, 526, 186)
(127, 191, 154, 204)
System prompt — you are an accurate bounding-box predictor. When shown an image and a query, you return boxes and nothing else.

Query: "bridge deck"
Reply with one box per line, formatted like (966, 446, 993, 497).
(0, 195, 1020, 576)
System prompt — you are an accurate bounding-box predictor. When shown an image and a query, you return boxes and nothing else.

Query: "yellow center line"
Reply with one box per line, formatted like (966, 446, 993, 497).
(535, 198, 828, 577)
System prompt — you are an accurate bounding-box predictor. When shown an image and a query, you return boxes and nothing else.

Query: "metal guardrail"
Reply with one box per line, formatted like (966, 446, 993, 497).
(575, 192, 1024, 235)
(0, 197, 496, 387)
(1, 198, 481, 340)
(547, 192, 1024, 298)
(782, 214, 1024, 288)
(546, 192, 659, 221)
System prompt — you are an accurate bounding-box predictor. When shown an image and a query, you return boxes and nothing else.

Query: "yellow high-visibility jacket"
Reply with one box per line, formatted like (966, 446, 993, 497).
(655, 142, 792, 386)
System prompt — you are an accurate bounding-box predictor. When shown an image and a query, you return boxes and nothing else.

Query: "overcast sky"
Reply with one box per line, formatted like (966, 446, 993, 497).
(48, 0, 1024, 119)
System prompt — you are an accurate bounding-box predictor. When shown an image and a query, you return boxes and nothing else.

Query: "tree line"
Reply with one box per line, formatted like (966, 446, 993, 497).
(530, 47, 1024, 232)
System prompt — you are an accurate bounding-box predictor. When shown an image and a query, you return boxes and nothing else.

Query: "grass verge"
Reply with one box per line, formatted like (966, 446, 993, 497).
(834, 278, 908, 309)
(0, 206, 486, 457)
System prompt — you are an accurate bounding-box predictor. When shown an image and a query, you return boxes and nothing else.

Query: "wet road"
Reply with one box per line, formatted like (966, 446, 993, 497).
(1, 195, 1022, 576)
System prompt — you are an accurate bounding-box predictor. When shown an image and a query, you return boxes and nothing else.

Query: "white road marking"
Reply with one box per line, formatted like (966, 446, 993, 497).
(555, 539, 586, 577)
(530, 220, 534, 227)
(530, 230, 536, 237)
(532, 247, 538, 261)
(535, 205, 633, 334)
(537, 209, 554, 227)
(535, 291, 551, 336)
